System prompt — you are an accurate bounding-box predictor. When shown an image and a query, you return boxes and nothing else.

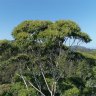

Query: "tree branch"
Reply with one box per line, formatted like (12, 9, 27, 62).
(40, 65, 52, 93)
(17, 74, 29, 91)
(28, 80, 45, 96)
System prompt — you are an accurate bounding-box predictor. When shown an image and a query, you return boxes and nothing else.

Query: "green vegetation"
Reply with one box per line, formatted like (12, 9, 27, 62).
(0, 20, 96, 96)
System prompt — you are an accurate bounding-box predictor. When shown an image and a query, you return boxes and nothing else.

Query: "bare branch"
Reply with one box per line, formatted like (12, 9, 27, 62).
(70, 38, 76, 47)
(40, 65, 52, 93)
(17, 74, 29, 91)
(28, 80, 45, 96)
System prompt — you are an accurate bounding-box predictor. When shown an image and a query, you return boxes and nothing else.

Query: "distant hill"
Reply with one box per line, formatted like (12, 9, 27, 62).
(70, 46, 96, 60)
(71, 45, 96, 52)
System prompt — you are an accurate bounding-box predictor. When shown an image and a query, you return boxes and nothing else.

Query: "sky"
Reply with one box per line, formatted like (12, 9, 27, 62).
(0, 0, 96, 48)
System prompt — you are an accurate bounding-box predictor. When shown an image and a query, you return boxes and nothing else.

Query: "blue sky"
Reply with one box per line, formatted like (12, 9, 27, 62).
(0, 0, 96, 48)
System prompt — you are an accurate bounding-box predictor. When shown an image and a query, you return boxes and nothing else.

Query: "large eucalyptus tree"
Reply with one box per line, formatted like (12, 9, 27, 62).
(8, 20, 91, 96)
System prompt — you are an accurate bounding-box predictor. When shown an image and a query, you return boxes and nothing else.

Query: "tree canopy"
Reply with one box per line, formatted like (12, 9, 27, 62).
(0, 20, 96, 96)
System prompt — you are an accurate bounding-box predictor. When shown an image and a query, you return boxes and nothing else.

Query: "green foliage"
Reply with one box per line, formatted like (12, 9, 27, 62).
(12, 20, 52, 39)
(64, 87, 80, 96)
(0, 20, 95, 96)
(10, 83, 36, 96)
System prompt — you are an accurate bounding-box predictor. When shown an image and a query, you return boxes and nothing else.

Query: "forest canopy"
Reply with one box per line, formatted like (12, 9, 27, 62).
(0, 20, 96, 96)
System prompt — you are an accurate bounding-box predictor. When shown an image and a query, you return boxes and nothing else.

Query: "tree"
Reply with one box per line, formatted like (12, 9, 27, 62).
(10, 20, 91, 96)
(0, 20, 92, 96)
